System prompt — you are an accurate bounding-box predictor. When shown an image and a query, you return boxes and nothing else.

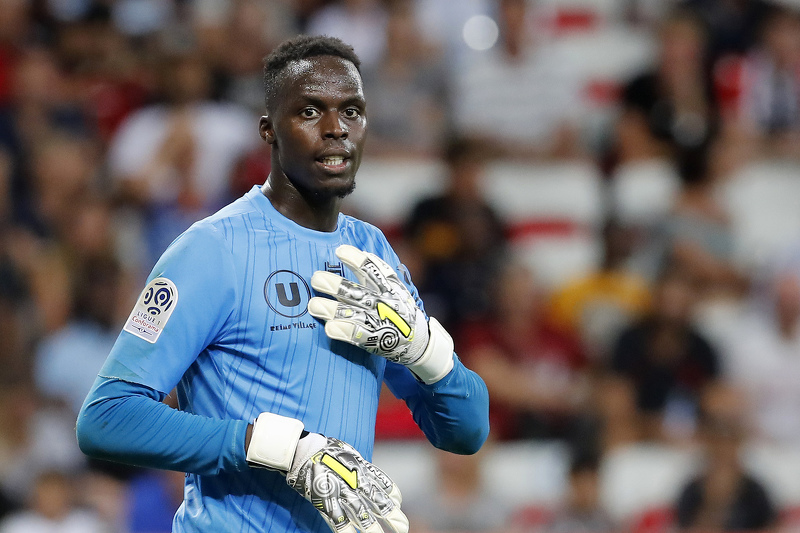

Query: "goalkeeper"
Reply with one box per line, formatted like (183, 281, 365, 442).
(76, 34, 489, 533)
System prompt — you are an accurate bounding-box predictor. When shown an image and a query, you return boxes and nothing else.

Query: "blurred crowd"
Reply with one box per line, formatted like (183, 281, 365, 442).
(1, 0, 800, 532)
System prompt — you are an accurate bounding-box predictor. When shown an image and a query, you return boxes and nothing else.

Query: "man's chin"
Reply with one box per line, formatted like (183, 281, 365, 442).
(295, 178, 356, 202)
(334, 180, 356, 199)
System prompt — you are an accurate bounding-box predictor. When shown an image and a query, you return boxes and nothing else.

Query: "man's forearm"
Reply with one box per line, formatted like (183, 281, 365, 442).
(77, 376, 250, 475)
(393, 357, 490, 455)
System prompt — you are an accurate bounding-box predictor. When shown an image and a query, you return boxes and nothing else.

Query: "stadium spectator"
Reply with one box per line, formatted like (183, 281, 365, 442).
(726, 6, 800, 160)
(404, 445, 510, 532)
(211, 1, 284, 115)
(460, 260, 591, 443)
(0, 46, 92, 233)
(305, 0, 388, 69)
(722, 268, 800, 444)
(34, 255, 125, 415)
(0, 380, 84, 505)
(78, 467, 129, 533)
(26, 133, 106, 327)
(0, 471, 106, 533)
(404, 136, 507, 330)
(637, 143, 747, 298)
(54, 4, 151, 146)
(604, 265, 721, 446)
(511, 453, 616, 533)
(615, 9, 719, 165)
(107, 44, 258, 265)
(451, 0, 584, 159)
(360, 0, 448, 156)
(127, 469, 184, 533)
(547, 220, 652, 363)
(687, 0, 773, 63)
(675, 384, 776, 532)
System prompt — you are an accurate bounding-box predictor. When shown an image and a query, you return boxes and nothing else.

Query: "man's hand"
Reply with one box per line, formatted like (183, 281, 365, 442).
(288, 434, 407, 533)
(308, 245, 454, 384)
(245, 413, 408, 533)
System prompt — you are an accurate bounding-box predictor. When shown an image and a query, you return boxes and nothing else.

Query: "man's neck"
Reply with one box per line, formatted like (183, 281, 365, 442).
(261, 179, 341, 232)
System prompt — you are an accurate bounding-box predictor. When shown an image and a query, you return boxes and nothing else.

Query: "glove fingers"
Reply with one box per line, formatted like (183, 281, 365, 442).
(310, 271, 346, 299)
(324, 319, 360, 345)
(311, 272, 380, 309)
(381, 506, 409, 533)
(309, 298, 374, 327)
(326, 516, 358, 533)
(308, 296, 339, 321)
(386, 483, 403, 507)
(340, 488, 381, 533)
(336, 245, 398, 294)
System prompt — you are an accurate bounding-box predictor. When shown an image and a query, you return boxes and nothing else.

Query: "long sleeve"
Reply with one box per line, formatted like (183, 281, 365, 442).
(384, 356, 489, 455)
(76, 376, 249, 475)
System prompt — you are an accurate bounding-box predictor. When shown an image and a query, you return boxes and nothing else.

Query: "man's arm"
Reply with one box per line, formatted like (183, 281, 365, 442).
(307, 244, 490, 454)
(76, 376, 250, 475)
(383, 357, 489, 455)
(76, 222, 244, 474)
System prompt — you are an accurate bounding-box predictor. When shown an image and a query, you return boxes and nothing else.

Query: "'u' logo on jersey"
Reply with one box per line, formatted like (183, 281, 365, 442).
(276, 282, 301, 307)
(265, 270, 311, 318)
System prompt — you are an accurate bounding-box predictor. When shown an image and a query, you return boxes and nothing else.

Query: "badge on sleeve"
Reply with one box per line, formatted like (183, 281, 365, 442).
(123, 277, 179, 343)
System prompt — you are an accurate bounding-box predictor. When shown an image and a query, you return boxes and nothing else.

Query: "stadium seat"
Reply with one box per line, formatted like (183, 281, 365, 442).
(484, 161, 604, 227)
(742, 442, 800, 508)
(344, 157, 446, 234)
(511, 234, 602, 289)
(347, 158, 606, 288)
(609, 158, 681, 225)
(533, 0, 628, 30)
(483, 440, 570, 508)
(549, 25, 656, 149)
(600, 443, 699, 522)
(718, 160, 800, 271)
(371, 441, 438, 501)
(628, 506, 677, 533)
(485, 161, 604, 288)
(372, 440, 570, 509)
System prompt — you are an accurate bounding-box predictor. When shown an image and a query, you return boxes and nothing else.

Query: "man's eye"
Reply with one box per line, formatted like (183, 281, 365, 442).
(302, 108, 320, 118)
(344, 108, 360, 119)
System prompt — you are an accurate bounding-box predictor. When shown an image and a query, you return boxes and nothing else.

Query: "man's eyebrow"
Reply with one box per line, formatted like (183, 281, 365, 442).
(294, 93, 366, 109)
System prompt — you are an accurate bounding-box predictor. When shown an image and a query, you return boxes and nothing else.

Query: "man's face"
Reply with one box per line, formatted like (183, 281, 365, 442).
(262, 55, 367, 200)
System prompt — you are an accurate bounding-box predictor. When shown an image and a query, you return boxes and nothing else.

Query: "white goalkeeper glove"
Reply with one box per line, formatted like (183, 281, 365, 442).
(308, 244, 454, 384)
(246, 412, 408, 533)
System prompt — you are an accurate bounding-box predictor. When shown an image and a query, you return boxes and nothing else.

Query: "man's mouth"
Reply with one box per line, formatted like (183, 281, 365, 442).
(317, 155, 349, 171)
(320, 155, 344, 166)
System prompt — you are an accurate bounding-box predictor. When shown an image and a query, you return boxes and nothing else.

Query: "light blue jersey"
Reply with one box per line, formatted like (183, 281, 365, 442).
(98, 186, 441, 532)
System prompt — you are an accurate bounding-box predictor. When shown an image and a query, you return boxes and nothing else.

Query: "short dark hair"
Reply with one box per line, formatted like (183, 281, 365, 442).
(263, 35, 361, 111)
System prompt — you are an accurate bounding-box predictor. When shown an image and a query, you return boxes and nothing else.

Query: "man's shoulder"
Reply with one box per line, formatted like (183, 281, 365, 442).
(339, 214, 391, 248)
(190, 193, 262, 237)
(165, 197, 257, 258)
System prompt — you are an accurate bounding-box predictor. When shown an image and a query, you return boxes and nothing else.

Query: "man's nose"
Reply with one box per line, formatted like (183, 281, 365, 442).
(321, 112, 347, 139)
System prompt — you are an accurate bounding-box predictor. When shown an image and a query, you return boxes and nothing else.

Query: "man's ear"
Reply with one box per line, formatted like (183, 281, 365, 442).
(259, 115, 276, 144)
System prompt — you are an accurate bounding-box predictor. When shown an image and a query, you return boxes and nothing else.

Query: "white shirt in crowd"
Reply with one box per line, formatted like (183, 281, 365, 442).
(724, 310, 800, 444)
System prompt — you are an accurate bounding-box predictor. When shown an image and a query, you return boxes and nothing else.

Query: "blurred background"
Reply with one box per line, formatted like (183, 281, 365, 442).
(1, 0, 800, 532)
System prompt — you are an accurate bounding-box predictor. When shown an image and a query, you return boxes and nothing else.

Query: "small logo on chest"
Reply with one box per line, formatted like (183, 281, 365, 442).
(264, 270, 311, 318)
(324, 261, 344, 276)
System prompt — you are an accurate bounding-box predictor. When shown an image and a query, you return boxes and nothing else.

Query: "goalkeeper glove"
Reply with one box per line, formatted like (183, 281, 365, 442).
(308, 244, 454, 384)
(246, 412, 408, 533)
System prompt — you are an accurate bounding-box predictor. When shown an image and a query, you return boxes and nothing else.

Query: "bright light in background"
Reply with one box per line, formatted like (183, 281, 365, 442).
(462, 15, 499, 51)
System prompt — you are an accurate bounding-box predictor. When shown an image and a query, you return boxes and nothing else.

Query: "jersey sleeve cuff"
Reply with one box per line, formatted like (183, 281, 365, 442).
(407, 317, 455, 384)
(223, 419, 252, 472)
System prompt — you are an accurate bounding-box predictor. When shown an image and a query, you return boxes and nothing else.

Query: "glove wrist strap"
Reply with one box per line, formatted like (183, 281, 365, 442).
(246, 412, 305, 472)
(407, 317, 455, 384)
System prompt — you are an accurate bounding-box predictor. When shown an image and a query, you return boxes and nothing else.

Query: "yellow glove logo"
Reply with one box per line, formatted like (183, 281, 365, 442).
(377, 302, 412, 338)
(321, 454, 359, 490)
